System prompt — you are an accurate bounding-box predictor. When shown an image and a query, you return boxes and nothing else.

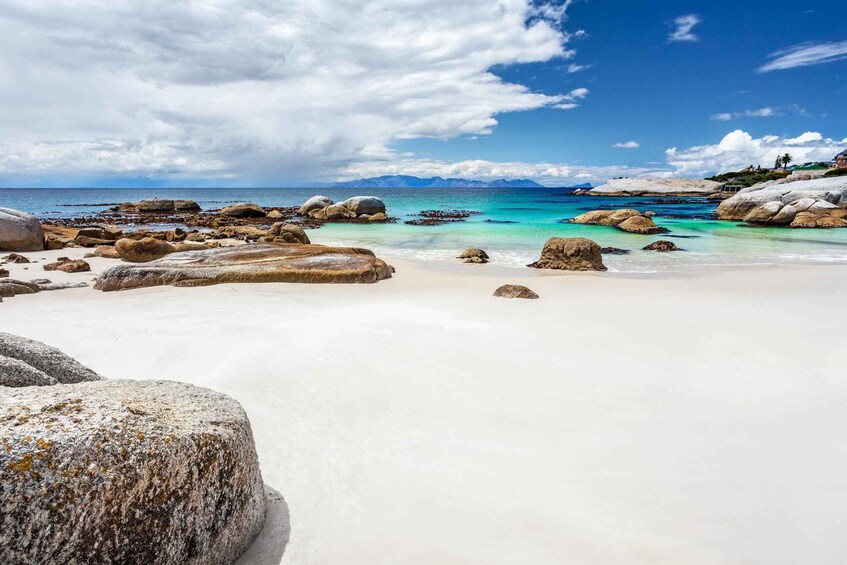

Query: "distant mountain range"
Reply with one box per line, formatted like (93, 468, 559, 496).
(333, 175, 553, 188)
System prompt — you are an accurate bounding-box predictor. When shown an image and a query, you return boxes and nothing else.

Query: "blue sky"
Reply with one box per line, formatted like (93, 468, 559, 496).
(0, 0, 844, 187)
(396, 1, 846, 178)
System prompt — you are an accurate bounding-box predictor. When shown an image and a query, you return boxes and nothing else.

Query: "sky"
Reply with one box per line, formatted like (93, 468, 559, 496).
(0, 0, 845, 187)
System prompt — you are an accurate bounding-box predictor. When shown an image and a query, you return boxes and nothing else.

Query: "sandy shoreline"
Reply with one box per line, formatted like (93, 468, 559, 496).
(2, 248, 846, 564)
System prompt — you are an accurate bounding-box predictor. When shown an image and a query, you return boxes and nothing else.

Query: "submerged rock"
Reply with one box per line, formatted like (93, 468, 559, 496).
(0, 379, 266, 564)
(95, 243, 393, 291)
(528, 237, 607, 272)
(0, 332, 103, 385)
(493, 284, 539, 299)
(0, 208, 44, 252)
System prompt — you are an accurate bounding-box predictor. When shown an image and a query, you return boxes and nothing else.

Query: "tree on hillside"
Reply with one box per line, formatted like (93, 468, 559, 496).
(781, 153, 793, 169)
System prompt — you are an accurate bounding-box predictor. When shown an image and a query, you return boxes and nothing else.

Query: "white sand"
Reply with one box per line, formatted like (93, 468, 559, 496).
(2, 248, 846, 564)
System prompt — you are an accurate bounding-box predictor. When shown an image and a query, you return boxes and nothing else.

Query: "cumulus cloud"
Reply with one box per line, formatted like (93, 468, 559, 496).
(613, 141, 640, 149)
(759, 40, 847, 72)
(666, 130, 847, 176)
(668, 15, 701, 43)
(0, 0, 584, 185)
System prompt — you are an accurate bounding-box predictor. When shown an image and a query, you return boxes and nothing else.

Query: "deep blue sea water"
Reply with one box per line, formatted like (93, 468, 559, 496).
(3, 187, 847, 272)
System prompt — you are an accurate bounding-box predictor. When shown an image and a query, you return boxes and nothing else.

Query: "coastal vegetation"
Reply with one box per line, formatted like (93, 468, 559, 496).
(706, 169, 790, 187)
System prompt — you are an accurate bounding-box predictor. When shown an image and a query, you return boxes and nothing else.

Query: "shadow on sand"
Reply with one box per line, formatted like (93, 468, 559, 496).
(236, 486, 291, 564)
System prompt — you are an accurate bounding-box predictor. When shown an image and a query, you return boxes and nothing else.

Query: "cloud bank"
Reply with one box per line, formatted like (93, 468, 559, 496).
(0, 0, 582, 185)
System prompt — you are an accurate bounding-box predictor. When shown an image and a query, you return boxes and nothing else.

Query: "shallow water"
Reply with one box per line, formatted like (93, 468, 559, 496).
(2, 186, 846, 272)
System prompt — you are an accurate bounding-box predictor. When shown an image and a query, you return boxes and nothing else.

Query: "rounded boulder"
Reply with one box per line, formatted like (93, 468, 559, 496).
(528, 237, 607, 272)
(0, 208, 45, 252)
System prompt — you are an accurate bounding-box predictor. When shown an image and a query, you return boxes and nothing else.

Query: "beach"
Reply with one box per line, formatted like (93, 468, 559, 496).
(2, 247, 845, 564)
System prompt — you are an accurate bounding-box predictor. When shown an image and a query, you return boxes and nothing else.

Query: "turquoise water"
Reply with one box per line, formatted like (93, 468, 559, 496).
(2, 187, 846, 272)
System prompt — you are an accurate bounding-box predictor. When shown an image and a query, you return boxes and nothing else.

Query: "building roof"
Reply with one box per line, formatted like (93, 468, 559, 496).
(837, 150, 847, 158)
(795, 163, 829, 171)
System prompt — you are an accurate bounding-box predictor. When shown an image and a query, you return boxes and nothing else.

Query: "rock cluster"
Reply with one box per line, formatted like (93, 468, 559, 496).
(0, 208, 44, 252)
(457, 248, 489, 264)
(0, 333, 267, 564)
(493, 284, 539, 299)
(298, 195, 389, 222)
(117, 199, 201, 213)
(572, 209, 668, 235)
(43, 257, 91, 273)
(220, 202, 267, 218)
(528, 237, 607, 272)
(716, 176, 847, 228)
(406, 209, 480, 226)
(95, 243, 393, 291)
(575, 178, 723, 196)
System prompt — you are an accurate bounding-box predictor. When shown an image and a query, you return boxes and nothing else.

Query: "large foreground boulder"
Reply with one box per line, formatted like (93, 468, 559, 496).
(95, 243, 393, 291)
(0, 208, 45, 252)
(528, 237, 607, 272)
(0, 379, 266, 564)
(0, 332, 103, 386)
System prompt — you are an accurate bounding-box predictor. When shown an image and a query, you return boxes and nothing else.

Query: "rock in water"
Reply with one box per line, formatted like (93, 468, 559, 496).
(457, 248, 489, 262)
(219, 203, 267, 218)
(95, 243, 393, 291)
(528, 237, 607, 272)
(572, 209, 667, 235)
(643, 241, 679, 252)
(0, 332, 103, 385)
(339, 196, 385, 216)
(298, 195, 334, 215)
(493, 284, 539, 299)
(0, 379, 266, 564)
(115, 237, 176, 262)
(0, 208, 45, 252)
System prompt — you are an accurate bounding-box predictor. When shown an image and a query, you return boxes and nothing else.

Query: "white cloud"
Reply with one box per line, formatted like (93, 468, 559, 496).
(743, 107, 777, 118)
(666, 130, 847, 176)
(0, 0, 583, 184)
(759, 41, 847, 72)
(710, 113, 733, 122)
(552, 87, 590, 109)
(340, 157, 671, 186)
(613, 141, 640, 149)
(567, 63, 591, 73)
(668, 15, 702, 43)
(710, 105, 810, 121)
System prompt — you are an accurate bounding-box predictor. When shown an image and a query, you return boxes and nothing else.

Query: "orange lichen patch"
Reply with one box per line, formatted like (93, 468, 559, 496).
(7, 453, 34, 473)
(36, 438, 53, 450)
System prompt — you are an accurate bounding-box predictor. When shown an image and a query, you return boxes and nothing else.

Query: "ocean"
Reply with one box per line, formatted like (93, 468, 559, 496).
(3, 186, 847, 272)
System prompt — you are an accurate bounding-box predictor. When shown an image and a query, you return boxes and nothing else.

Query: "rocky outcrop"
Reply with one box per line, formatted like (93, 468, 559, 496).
(0, 332, 103, 385)
(493, 284, 539, 299)
(219, 203, 267, 218)
(95, 243, 393, 291)
(43, 258, 91, 273)
(572, 209, 668, 235)
(457, 249, 489, 264)
(577, 178, 723, 196)
(74, 225, 123, 247)
(643, 241, 679, 252)
(528, 237, 607, 272)
(298, 195, 334, 215)
(716, 176, 847, 228)
(0, 278, 88, 299)
(118, 199, 201, 213)
(3, 253, 30, 263)
(115, 237, 176, 263)
(0, 208, 45, 252)
(299, 195, 388, 222)
(0, 379, 266, 564)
